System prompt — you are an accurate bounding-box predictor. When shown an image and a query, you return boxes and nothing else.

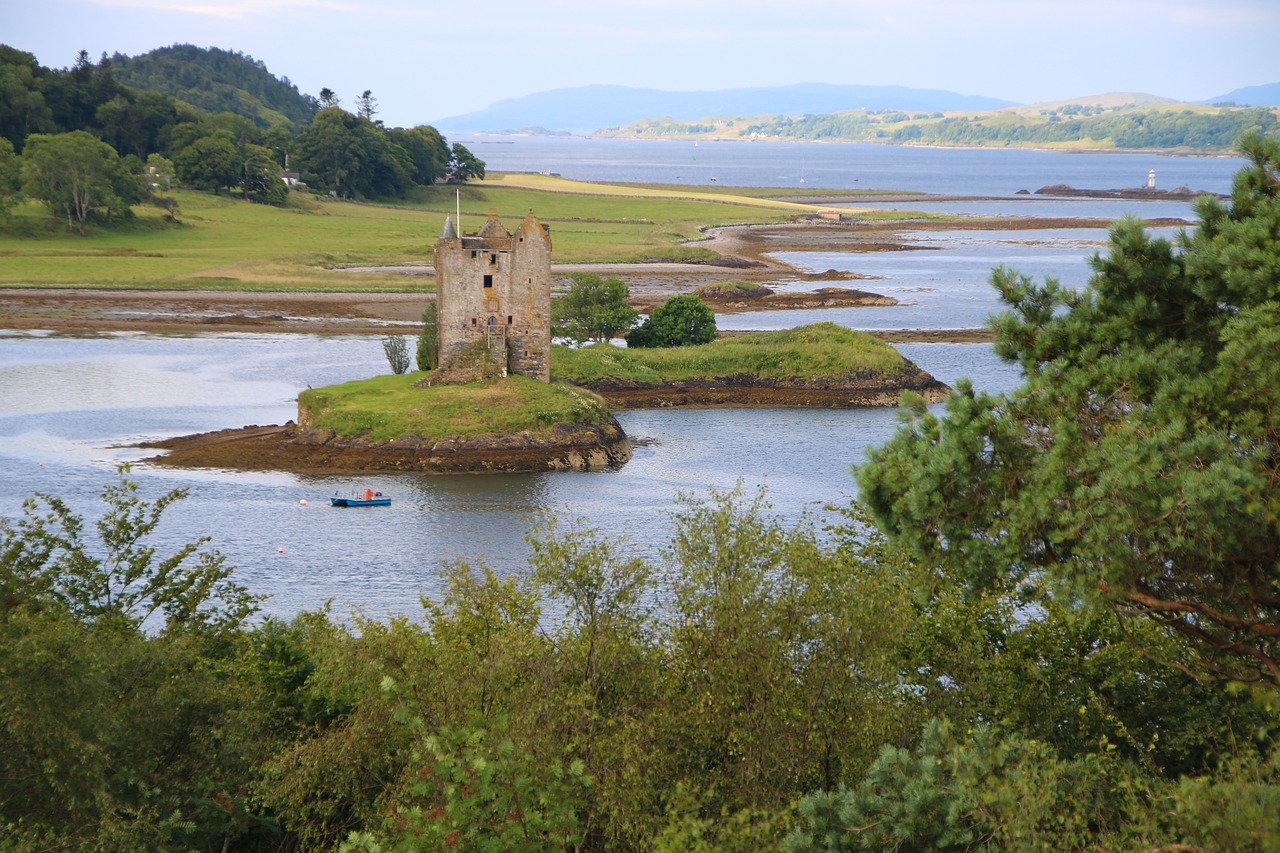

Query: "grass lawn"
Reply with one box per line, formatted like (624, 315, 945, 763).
(298, 373, 614, 441)
(0, 174, 867, 291)
(551, 322, 909, 384)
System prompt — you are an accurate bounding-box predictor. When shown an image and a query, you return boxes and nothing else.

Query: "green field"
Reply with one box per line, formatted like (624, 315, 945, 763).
(0, 173, 874, 291)
(551, 322, 908, 383)
(298, 373, 614, 441)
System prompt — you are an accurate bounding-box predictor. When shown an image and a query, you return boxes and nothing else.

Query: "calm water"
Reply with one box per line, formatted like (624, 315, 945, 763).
(0, 333, 1020, 621)
(466, 135, 1244, 196)
(0, 140, 1233, 621)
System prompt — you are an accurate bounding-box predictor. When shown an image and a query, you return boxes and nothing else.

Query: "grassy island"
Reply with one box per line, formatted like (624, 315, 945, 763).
(552, 323, 947, 408)
(553, 322, 909, 384)
(298, 374, 613, 441)
(144, 376, 631, 474)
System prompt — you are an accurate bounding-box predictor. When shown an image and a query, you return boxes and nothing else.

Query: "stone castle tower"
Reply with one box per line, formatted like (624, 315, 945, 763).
(430, 209, 552, 383)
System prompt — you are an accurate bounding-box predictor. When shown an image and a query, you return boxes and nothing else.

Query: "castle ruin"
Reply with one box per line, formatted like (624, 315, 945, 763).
(428, 209, 552, 384)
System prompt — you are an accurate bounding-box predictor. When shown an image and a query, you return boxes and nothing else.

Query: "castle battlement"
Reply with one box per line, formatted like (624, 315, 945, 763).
(431, 209, 552, 383)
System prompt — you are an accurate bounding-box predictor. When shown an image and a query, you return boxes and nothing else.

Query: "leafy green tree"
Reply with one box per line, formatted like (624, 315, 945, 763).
(241, 141, 288, 204)
(1, 466, 260, 632)
(627, 293, 717, 348)
(0, 468, 276, 849)
(552, 273, 640, 343)
(40, 49, 111, 134)
(355, 89, 378, 122)
(0, 137, 20, 215)
(786, 719, 1156, 852)
(389, 125, 450, 186)
(0, 46, 56, 151)
(20, 130, 140, 234)
(858, 133, 1280, 684)
(95, 89, 182, 159)
(417, 301, 439, 371)
(449, 141, 485, 182)
(173, 132, 241, 193)
(359, 715, 592, 851)
(659, 489, 914, 810)
(294, 107, 413, 198)
(144, 151, 175, 189)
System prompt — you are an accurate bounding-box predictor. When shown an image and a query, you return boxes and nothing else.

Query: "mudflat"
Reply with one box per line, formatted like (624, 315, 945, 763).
(0, 219, 1037, 342)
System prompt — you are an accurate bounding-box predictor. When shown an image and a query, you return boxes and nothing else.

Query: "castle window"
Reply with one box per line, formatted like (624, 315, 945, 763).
(470, 251, 477, 259)
(507, 315, 513, 325)
(483, 274, 493, 289)
(489, 253, 497, 265)
(471, 317, 477, 327)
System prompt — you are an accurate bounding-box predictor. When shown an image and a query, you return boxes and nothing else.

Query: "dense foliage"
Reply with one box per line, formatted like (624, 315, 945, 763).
(860, 131, 1280, 682)
(4, 467, 1277, 850)
(552, 273, 640, 344)
(626, 294, 717, 348)
(19, 130, 142, 234)
(0, 43, 482, 223)
(108, 44, 318, 131)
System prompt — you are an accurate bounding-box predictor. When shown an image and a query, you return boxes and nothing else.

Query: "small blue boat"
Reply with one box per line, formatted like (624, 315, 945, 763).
(331, 489, 391, 507)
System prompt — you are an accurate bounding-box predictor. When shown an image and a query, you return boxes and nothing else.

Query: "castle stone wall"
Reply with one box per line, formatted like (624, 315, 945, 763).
(432, 210, 552, 383)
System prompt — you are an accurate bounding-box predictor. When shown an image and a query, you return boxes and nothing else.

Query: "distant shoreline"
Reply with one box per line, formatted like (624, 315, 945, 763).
(466, 131, 1245, 158)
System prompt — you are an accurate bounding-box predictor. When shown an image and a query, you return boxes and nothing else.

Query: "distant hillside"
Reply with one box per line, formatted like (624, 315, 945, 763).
(1204, 82, 1280, 107)
(110, 44, 318, 130)
(1007, 92, 1178, 112)
(431, 83, 1014, 134)
(598, 101, 1279, 152)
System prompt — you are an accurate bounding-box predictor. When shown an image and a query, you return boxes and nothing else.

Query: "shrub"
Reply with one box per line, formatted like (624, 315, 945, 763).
(627, 294, 716, 348)
(382, 335, 410, 374)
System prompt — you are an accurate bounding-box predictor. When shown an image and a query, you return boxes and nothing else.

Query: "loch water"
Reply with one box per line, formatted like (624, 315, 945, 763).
(0, 139, 1243, 621)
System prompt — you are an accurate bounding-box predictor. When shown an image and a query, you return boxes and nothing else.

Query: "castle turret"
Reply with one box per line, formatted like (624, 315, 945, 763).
(430, 209, 552, 383)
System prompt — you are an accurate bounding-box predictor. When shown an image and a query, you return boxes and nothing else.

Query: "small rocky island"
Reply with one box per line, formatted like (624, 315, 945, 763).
(138, 214, 946, 476)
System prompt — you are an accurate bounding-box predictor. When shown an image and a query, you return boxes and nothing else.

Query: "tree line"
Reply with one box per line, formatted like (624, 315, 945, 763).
(626, 104, 1280, 151)
(0, 44, 484, 233)
(2, 137, 1279, 849)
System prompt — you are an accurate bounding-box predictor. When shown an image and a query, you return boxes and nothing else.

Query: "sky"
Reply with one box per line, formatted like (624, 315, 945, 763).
(6, 0, 1279, 128)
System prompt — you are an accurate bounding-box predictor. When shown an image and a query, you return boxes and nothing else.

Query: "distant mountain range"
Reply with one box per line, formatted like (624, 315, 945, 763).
(77, 44, 1280, 139)
(430, 83, 1017, 134)
(1204, 82, 1280, 107)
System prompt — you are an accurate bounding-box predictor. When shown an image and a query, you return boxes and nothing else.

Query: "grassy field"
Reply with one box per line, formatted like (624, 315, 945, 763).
(0, 173, 879, 291)
(298, 373, 614, 441)
(551, 322, 908, 384)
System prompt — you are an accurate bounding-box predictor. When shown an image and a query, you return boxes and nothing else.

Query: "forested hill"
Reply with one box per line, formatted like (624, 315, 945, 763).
(597, 99, 1280, 152)
(109, 44, 318, 130)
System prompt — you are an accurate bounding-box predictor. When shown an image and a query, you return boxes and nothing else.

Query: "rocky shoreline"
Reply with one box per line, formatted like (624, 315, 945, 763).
(580, 369, 948, 409)
(135, 420, 634, 475)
